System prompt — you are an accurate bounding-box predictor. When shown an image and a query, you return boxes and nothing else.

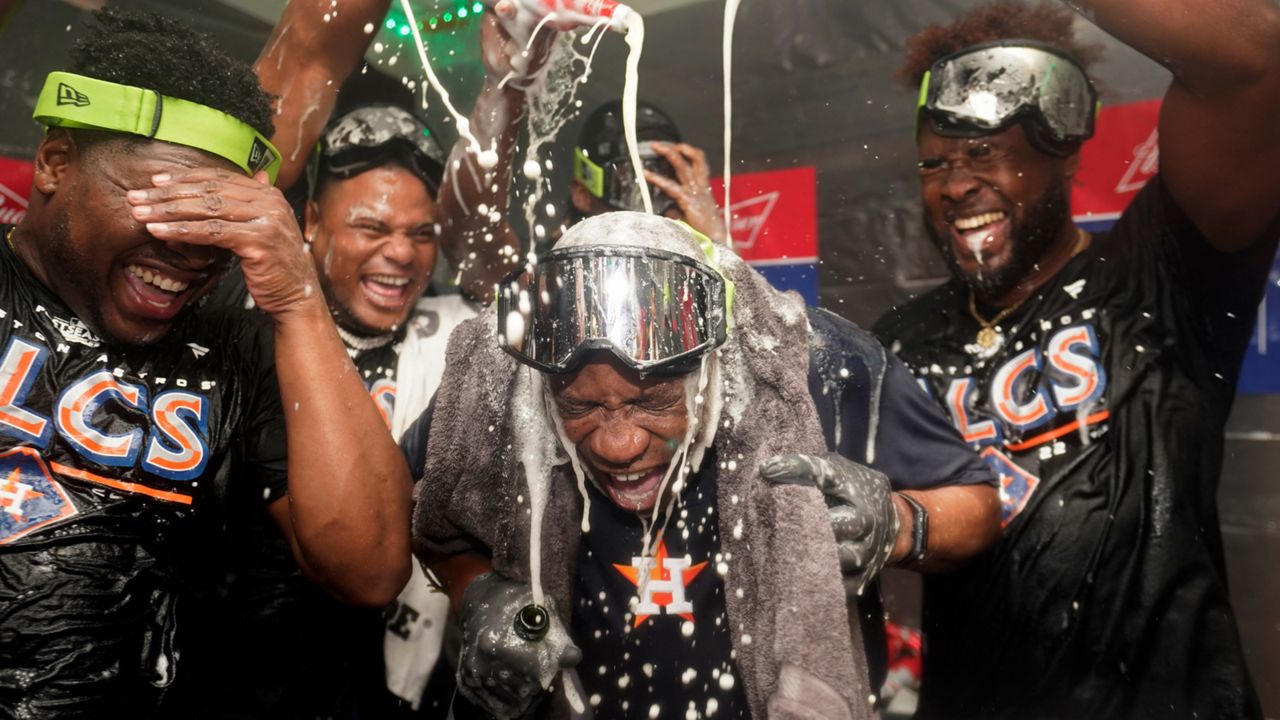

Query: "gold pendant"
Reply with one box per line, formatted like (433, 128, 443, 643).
(977, 326, 1000, 350)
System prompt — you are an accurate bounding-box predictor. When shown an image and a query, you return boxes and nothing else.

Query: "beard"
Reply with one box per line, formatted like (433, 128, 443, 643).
(927, 174, 1072, 301)
(41, 197, 113, 338)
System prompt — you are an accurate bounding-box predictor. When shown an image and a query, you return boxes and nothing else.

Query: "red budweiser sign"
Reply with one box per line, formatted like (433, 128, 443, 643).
(0, 157, 33, 226)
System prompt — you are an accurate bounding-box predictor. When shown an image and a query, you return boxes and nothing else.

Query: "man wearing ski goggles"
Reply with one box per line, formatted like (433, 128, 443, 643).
(875, 1, 1280, 718)
(311, 103, 446, 196)
(569, 100, 728, 244)
(411, 212, 998, 719)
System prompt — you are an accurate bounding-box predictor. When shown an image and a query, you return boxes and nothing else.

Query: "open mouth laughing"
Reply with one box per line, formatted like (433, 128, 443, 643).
(121, 262, 206, 320)
(950, 209, 1010, 265)
(596, 467, 668, 511)
(360, 273, 414, 310)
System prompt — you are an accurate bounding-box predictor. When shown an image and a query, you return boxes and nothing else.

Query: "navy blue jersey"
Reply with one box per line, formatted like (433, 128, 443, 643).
(0, 230, 288, 717)
(572, 449, 751, 720)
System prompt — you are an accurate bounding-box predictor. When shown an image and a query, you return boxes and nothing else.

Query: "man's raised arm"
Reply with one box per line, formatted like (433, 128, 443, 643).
(1065, 0, 1280, 251)
(256, 0, 391, 190)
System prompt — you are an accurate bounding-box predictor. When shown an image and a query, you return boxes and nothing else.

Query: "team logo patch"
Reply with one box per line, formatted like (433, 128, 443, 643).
(613, 539, 707, 627)
(50, 316, 101, 348)
(0, 447, 78, 544)
(981, 446, 1041, 527)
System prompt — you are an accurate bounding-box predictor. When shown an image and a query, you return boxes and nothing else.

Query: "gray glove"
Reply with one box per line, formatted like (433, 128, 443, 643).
(761, 453, 899, 598)
(457, 572, 582, 719)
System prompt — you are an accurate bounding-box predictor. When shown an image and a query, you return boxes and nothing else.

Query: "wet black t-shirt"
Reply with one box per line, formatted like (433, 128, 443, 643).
(171, 340, 402, 719)
(874, 178, 1274, 719)
(0, 230, 288, 718)
(573, 451, 751, 720)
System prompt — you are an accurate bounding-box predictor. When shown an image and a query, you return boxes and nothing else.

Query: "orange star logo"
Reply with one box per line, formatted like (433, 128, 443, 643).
(613, 538, 708, 628)
(0, 466, 42, 521)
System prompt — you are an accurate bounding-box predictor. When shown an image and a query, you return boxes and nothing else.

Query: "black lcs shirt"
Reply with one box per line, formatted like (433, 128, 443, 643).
(0, 231, 288, 718)
(874, 178, 1273, 719)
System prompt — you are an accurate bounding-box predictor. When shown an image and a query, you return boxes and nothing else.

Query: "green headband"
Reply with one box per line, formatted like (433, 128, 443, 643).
(33, 72, 281, 184)
(679, 220, 736, 332)
(573, 146, 606, 198)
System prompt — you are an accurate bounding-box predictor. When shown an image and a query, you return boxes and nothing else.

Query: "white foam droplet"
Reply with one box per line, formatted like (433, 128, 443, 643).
(718, 672, 735, 691)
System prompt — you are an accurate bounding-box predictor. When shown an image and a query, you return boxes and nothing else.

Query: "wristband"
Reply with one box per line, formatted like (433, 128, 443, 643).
(895, 492, 929, 564)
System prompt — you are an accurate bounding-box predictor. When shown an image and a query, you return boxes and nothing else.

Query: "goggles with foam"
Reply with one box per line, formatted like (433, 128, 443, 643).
(33, 72, 281, 184)
(573, 143, 678, 216)
(497, 242, 733, 376)
(918, 41, 1099, 155)
(310, 104, 445, 197)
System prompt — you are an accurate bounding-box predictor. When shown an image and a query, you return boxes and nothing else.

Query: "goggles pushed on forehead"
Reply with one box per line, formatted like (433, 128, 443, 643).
(315, 105, 445, 193)
(33, 72, 281, 184)
(918, 41, 1099, 154)
(497, 245, 732, 375)
(574, 143, 678, 216)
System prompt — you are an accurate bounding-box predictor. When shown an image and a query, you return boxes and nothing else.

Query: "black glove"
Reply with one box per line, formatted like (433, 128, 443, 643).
(761, 453, 899, 598)
(456, 572, 582, 719)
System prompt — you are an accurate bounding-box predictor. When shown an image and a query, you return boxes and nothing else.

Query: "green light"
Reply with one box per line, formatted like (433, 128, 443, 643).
(398, 24, 411, 36)
(458, 7, 468, 17)
(422, 128, 432, 137)
(385, 18, 396, 29)
(473, 2, 484, 12)
(442, 11, 453, 22)
(428, 16, 439, 28)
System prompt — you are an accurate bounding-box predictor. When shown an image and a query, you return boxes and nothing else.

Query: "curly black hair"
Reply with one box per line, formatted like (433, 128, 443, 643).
(69, 8, 274, 137)
(898, 1, 1103, 89)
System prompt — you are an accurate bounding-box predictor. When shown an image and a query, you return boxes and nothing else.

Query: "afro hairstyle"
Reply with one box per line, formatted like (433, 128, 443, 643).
(898, 1, 1104, 89)
(69, 7, 274, 138)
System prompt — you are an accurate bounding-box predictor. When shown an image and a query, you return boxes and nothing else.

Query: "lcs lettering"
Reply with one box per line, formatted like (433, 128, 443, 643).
(0, 337, 209, 479)
(940, 324, 1105, 447)
(0, 337, 53, 446)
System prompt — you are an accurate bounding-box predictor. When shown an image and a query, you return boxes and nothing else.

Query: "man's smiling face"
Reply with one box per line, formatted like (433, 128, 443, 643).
(550, 355, 690, 514)
(916, 123, 1074, 300)
(28, 132, 234, 345)
(306, 163, 438, 335)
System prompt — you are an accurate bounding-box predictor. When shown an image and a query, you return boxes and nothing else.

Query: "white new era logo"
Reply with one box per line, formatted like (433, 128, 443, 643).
(187, 343, 209, 359)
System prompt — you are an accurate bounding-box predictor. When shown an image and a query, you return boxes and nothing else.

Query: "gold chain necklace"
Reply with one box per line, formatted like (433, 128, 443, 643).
(968, 291, 1024, 350)
(968, 228, 1091, 351)
(4, 227, 14, 253)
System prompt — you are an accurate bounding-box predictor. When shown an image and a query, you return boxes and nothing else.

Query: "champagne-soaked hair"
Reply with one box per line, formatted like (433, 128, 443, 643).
(69, 7, 274, 137)
(898, 1, 1103, 89)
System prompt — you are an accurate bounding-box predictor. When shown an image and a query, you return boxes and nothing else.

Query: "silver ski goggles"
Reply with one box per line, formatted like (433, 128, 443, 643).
(918, 41, 1099, 154)
(310, 105, 445, 195)
(497, 245, 732, 375)
(573, 143, 678, 216)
